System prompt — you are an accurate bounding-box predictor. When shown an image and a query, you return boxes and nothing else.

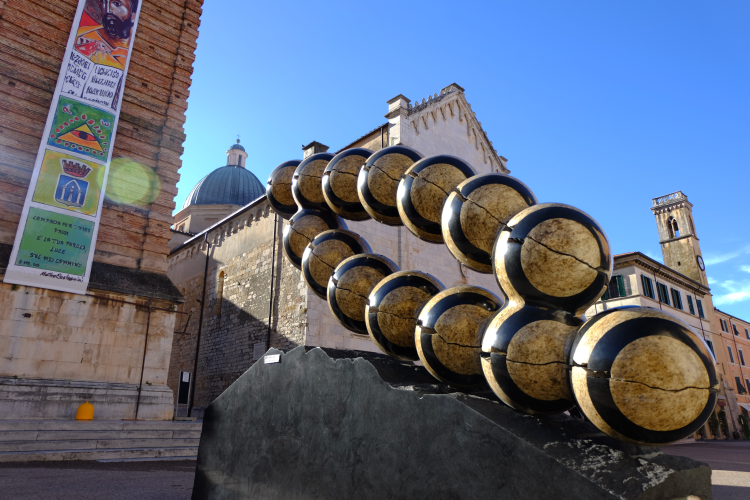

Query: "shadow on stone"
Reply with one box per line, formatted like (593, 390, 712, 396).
(192, 346, 711, 500)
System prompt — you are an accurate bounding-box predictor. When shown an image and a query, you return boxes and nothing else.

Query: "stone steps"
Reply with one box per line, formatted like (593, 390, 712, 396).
(0, 419, 202, 462)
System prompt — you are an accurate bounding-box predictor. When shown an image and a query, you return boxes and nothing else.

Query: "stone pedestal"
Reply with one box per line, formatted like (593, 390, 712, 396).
(192, 346, 711, 500)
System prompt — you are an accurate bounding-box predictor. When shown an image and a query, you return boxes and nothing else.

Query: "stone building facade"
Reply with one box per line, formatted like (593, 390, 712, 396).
(0, 0, 202, 419)
(167, 84, 509, 412)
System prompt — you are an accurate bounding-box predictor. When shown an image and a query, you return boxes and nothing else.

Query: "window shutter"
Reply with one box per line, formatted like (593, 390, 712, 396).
(706, 340, 715, 355)
(736, 376, 747, 395)
(740, 350, 746, 366)
(733, 324, 740, 336)
(728, 346, 735, 363)
(601, 289, 610, 300)
(658, 284, 670, 305)
(616, 275, 626, 298)
(697, 300, 704, 318)
(687, 296, 695, 315)
(671, 289, 682, 310)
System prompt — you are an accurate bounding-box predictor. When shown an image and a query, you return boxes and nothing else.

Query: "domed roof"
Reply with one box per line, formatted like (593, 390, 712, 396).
(229, 139, 246, 152)
(183, 166, 264, 209)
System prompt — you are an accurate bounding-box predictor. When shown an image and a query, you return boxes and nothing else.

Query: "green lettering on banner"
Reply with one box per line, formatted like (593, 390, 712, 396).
(15, 207, 94, 276)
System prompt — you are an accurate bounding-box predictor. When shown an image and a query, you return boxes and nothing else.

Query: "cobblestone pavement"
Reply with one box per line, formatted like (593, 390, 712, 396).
(0, 460, 195, 500)
(663, 440, 750, 500)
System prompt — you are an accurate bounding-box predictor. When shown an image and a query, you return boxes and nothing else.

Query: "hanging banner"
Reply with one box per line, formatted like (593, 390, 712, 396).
(4, 0, 143, 294)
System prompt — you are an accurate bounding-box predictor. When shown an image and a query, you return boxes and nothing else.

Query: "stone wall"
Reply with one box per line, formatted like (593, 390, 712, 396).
(167, 201, 307, 408)
(0, 277, 177, 420)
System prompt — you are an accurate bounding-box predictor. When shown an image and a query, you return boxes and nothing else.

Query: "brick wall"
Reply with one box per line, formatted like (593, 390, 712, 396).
(0, 0, 202, 274)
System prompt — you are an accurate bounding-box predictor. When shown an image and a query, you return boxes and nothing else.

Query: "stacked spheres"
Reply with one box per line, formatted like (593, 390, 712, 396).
(266, 145, 717, 445)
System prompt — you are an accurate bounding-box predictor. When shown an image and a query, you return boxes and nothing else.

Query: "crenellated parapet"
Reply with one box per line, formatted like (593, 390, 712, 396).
(385, 84, 509, 174)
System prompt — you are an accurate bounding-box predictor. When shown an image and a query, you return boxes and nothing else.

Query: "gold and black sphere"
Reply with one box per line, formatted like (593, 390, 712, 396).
(266, 160, 301, 220)
(569, 306, 718, 445)
(322, 148, 373, 220)
(416, 285, 503, 388)
(282, 209, 346, 270)
(327, 254, 399, 335)
(292, 152, 335, 210)
(301, 229, 371, 299)
(442, 173, 537, 273)
(357, 145, 423, 225)
(366, 270, 444, 361)
(493, 203, 613, 316)
(481, 303, 581, 414)
(397, 155, 475, 243)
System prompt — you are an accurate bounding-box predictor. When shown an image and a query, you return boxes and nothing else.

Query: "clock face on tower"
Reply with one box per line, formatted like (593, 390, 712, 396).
(697, 255, 705, 271)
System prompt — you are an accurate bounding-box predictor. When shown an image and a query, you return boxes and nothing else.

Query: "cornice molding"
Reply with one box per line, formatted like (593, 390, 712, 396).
(614, 253, 709, 296)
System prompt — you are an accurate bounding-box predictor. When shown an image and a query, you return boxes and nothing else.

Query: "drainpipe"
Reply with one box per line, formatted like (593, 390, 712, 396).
(188, 232, 211, 418)
(651, 268, 663, 310)
(265, 213, 278, 353)
(133, 306, 152, 420)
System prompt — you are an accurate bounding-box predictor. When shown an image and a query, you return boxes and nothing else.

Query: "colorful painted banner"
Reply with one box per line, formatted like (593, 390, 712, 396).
(4, 0, 143, 294)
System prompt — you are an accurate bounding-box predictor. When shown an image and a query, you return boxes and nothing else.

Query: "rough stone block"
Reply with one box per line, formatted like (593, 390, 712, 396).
(193, 347, 711, 500)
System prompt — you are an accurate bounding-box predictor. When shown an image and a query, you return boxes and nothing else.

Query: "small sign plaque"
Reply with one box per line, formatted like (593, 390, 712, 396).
(264, 354, 281, 364)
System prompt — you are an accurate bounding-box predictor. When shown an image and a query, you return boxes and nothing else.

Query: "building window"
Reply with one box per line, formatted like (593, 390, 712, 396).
(733, 324, 740, 336)
(746, 328, 750, 340)
(736, 376, 747, 395)
(657, 283, 670, 306)
(740, 350, 747, 366)
(696, 299, 704, 319)
(603, 275, 626, 300)
(215, 270, 225, 315)
(687, 295, 695, 315)
(670, 288, 683, 310)
(746, 378, 750, 393)
(706, 340, 715, 356)
(728, 346, 735, 364)
(720, 319, 728, 332)
(641, 275, 655, 299)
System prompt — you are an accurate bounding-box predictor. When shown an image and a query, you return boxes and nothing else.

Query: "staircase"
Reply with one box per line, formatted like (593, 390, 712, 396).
(0, 420, 202, 462)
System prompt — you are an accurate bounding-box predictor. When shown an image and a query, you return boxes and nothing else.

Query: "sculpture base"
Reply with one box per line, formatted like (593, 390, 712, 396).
(192, 346, 711, 500)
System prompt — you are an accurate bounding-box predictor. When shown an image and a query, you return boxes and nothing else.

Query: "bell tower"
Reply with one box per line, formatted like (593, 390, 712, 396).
(651, 191, 708, 286)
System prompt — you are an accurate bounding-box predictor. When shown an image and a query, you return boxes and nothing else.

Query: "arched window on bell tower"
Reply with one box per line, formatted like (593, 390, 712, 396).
(667, 217, 680, 238)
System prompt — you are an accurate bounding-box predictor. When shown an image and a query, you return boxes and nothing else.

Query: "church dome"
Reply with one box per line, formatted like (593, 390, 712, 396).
(229, 142, 246, 152)
(183, 166, 264, 209)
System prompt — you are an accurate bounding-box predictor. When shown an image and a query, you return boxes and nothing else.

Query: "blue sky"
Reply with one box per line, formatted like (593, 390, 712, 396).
(174, 0, 750, 318)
